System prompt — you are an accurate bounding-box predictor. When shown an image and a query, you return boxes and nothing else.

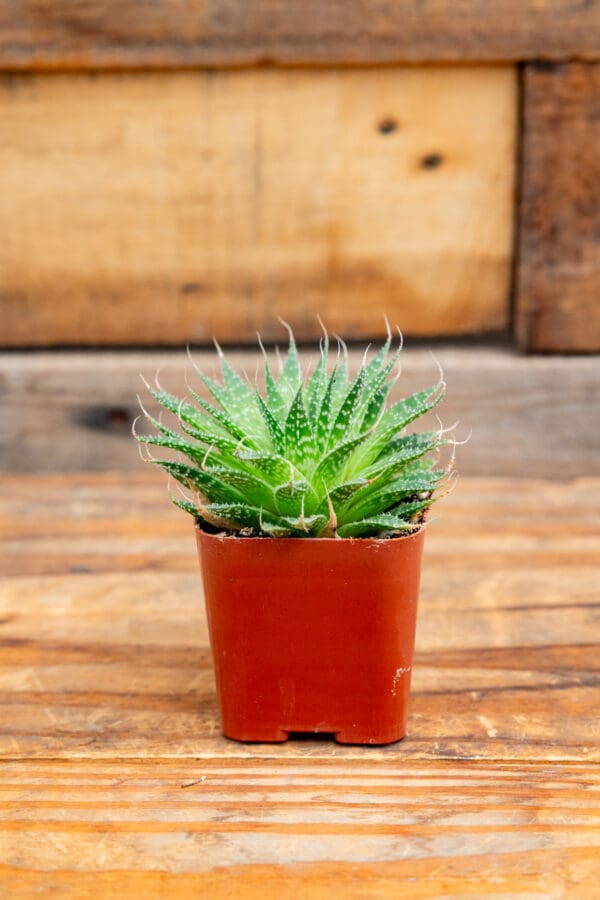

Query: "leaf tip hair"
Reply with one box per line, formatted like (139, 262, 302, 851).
(429, 350, 446, 393)
(139, 372, 152, 392)
(333, 333, 348, 359)
(154, 359, 168, 391)
(383, 314, 393, 343)
(316, 314, 329, 342)
(186, 343, 201, 373)
(131, 413, 142, 440)
(277, 317, 297, 351)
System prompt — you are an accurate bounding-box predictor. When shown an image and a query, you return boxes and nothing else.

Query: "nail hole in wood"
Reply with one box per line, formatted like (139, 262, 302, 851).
(377, 118, 398, 136)
(74, 404, 133, 433)
(421, 152, 444, 170)
(107, 407, 131, 428)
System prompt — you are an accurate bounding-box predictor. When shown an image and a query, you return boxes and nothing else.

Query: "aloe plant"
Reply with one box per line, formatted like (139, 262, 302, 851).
(135, 327, 449, 538)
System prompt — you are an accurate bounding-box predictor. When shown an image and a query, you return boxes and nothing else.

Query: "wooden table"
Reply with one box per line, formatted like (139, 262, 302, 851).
(0, 472, 598, 897)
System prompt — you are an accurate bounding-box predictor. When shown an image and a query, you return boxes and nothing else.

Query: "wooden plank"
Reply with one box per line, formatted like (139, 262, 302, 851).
(0, 473, 598, 762)
(1, 346, 599, 477)
(516, 63, 600, 352)
(0, 68, 515, 346)
(0, 2, 599, 68)
(0, 759, 598, 898)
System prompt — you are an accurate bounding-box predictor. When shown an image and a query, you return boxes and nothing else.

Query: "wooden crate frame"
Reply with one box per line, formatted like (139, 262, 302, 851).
(0, 0, 598, 352)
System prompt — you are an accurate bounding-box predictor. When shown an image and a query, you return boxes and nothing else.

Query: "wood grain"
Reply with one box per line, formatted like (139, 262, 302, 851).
(2, 346, 599, 477)
(0, 473, 598, 762)
(516, 63, 600, 352)
(0, 1, 599, 68)
(0, 760, 599, 898)
(1, 471, 599, 895)
(0, 68, 515, 346)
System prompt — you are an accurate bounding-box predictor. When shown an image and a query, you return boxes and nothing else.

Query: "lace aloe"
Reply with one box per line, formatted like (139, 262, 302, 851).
(135, 330, 448, 538)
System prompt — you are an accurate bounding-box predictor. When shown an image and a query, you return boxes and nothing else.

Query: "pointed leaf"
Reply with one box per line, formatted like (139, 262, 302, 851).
(235, 451, 297, 485)
(204, 503, 284, 534)
(363, 433, 440, 482)
(179, 422, 241, 455)
(312, 429, 374, 488)
(274, 479, 313, 517)
(326, 367, 367, 450)
(205, 465, 276, 510)
(256, 392, 286, 454)
(169, 496, 199, 517)
(337, 508, 426, 538)
(280, 513, 328, 535)
(306, 336, 329, 425)
(315, 366, 341, 452)
(186, 386, 258, 444)
(148, 460, 243, 505)
(135, 433, 206, 465)
(284, 386, 317, 470)
(278, 334, 302, 400)
(370, 383, 445, 455)
(340, 472, 443, 522)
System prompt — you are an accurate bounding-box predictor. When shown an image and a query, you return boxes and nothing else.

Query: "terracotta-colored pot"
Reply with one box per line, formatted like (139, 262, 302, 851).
(195, 527, 425, 745)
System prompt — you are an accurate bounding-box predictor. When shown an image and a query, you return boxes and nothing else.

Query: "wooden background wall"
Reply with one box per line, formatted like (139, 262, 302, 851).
(0, 1, 599, 351)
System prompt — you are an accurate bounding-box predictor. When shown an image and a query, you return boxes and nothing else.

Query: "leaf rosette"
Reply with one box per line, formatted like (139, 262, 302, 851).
(135, 326, 451, 538)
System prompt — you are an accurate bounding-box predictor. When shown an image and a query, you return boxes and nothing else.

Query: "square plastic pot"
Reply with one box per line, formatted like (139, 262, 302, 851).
(195, 526, 425, 745)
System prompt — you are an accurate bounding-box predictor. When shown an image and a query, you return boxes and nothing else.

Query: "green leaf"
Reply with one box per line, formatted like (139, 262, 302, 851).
(337, 499, 431, 537)
(326, 367, 367, 450)
(148, 460, 242, 505)
(341, 473, 442, 522)
(135, 433, 206, 466)
(346, 385, 444, 477)
(278, 329, 302, 401)
(281, 512, 328, 535)
(148, 387, 217, 434)
(362, 433, 440, 483)
(315, 366, 341, 452)
(169, 496, 199, 517)
(284, 386, 317, 470)
(370, 384, 444, 454)
(315, 478, 369, 516)
(205, 465, 276, 510)
(312, 429, 374, 488)
(354, 344, 401, 430)
(257, 519, 296, 537)
(262, 357, 287, 423)
(337, 512, 420, 538)
(274, 478, 313, 517)
(330, 352, 349, 416)
(306, 335, 329, 425)
(361, 379, 394, 431)
(203, 503, 283, 534)
(256, 392, 286, 454)
(179, 422, 241, 455)
(186, 386, 256, 444)
(235, 451, 297, 485)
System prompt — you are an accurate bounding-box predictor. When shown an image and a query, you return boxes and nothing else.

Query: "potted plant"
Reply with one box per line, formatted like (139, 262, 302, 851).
(135, 325, 451, 744)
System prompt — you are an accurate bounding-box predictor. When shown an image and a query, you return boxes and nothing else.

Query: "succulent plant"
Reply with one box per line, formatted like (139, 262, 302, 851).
(135, 326, 450, 538)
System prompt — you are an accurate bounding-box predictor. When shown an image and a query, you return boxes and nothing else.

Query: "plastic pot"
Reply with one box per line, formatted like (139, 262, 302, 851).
(195, 526, 425, 745)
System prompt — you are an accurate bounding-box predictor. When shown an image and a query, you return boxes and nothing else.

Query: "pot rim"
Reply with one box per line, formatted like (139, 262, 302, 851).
(194, 520, 425, 544)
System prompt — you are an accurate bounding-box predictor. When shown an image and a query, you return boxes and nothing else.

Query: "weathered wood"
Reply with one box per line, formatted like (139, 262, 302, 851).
(516, 63, 600, 352)
(1, 346, 599, 477)
(0, 68, 515, 346)
(0, 760, 598, 898)
(1, 471, 599, 895)
(0, 473, 598, 762)
(0, 2, 599, 68)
